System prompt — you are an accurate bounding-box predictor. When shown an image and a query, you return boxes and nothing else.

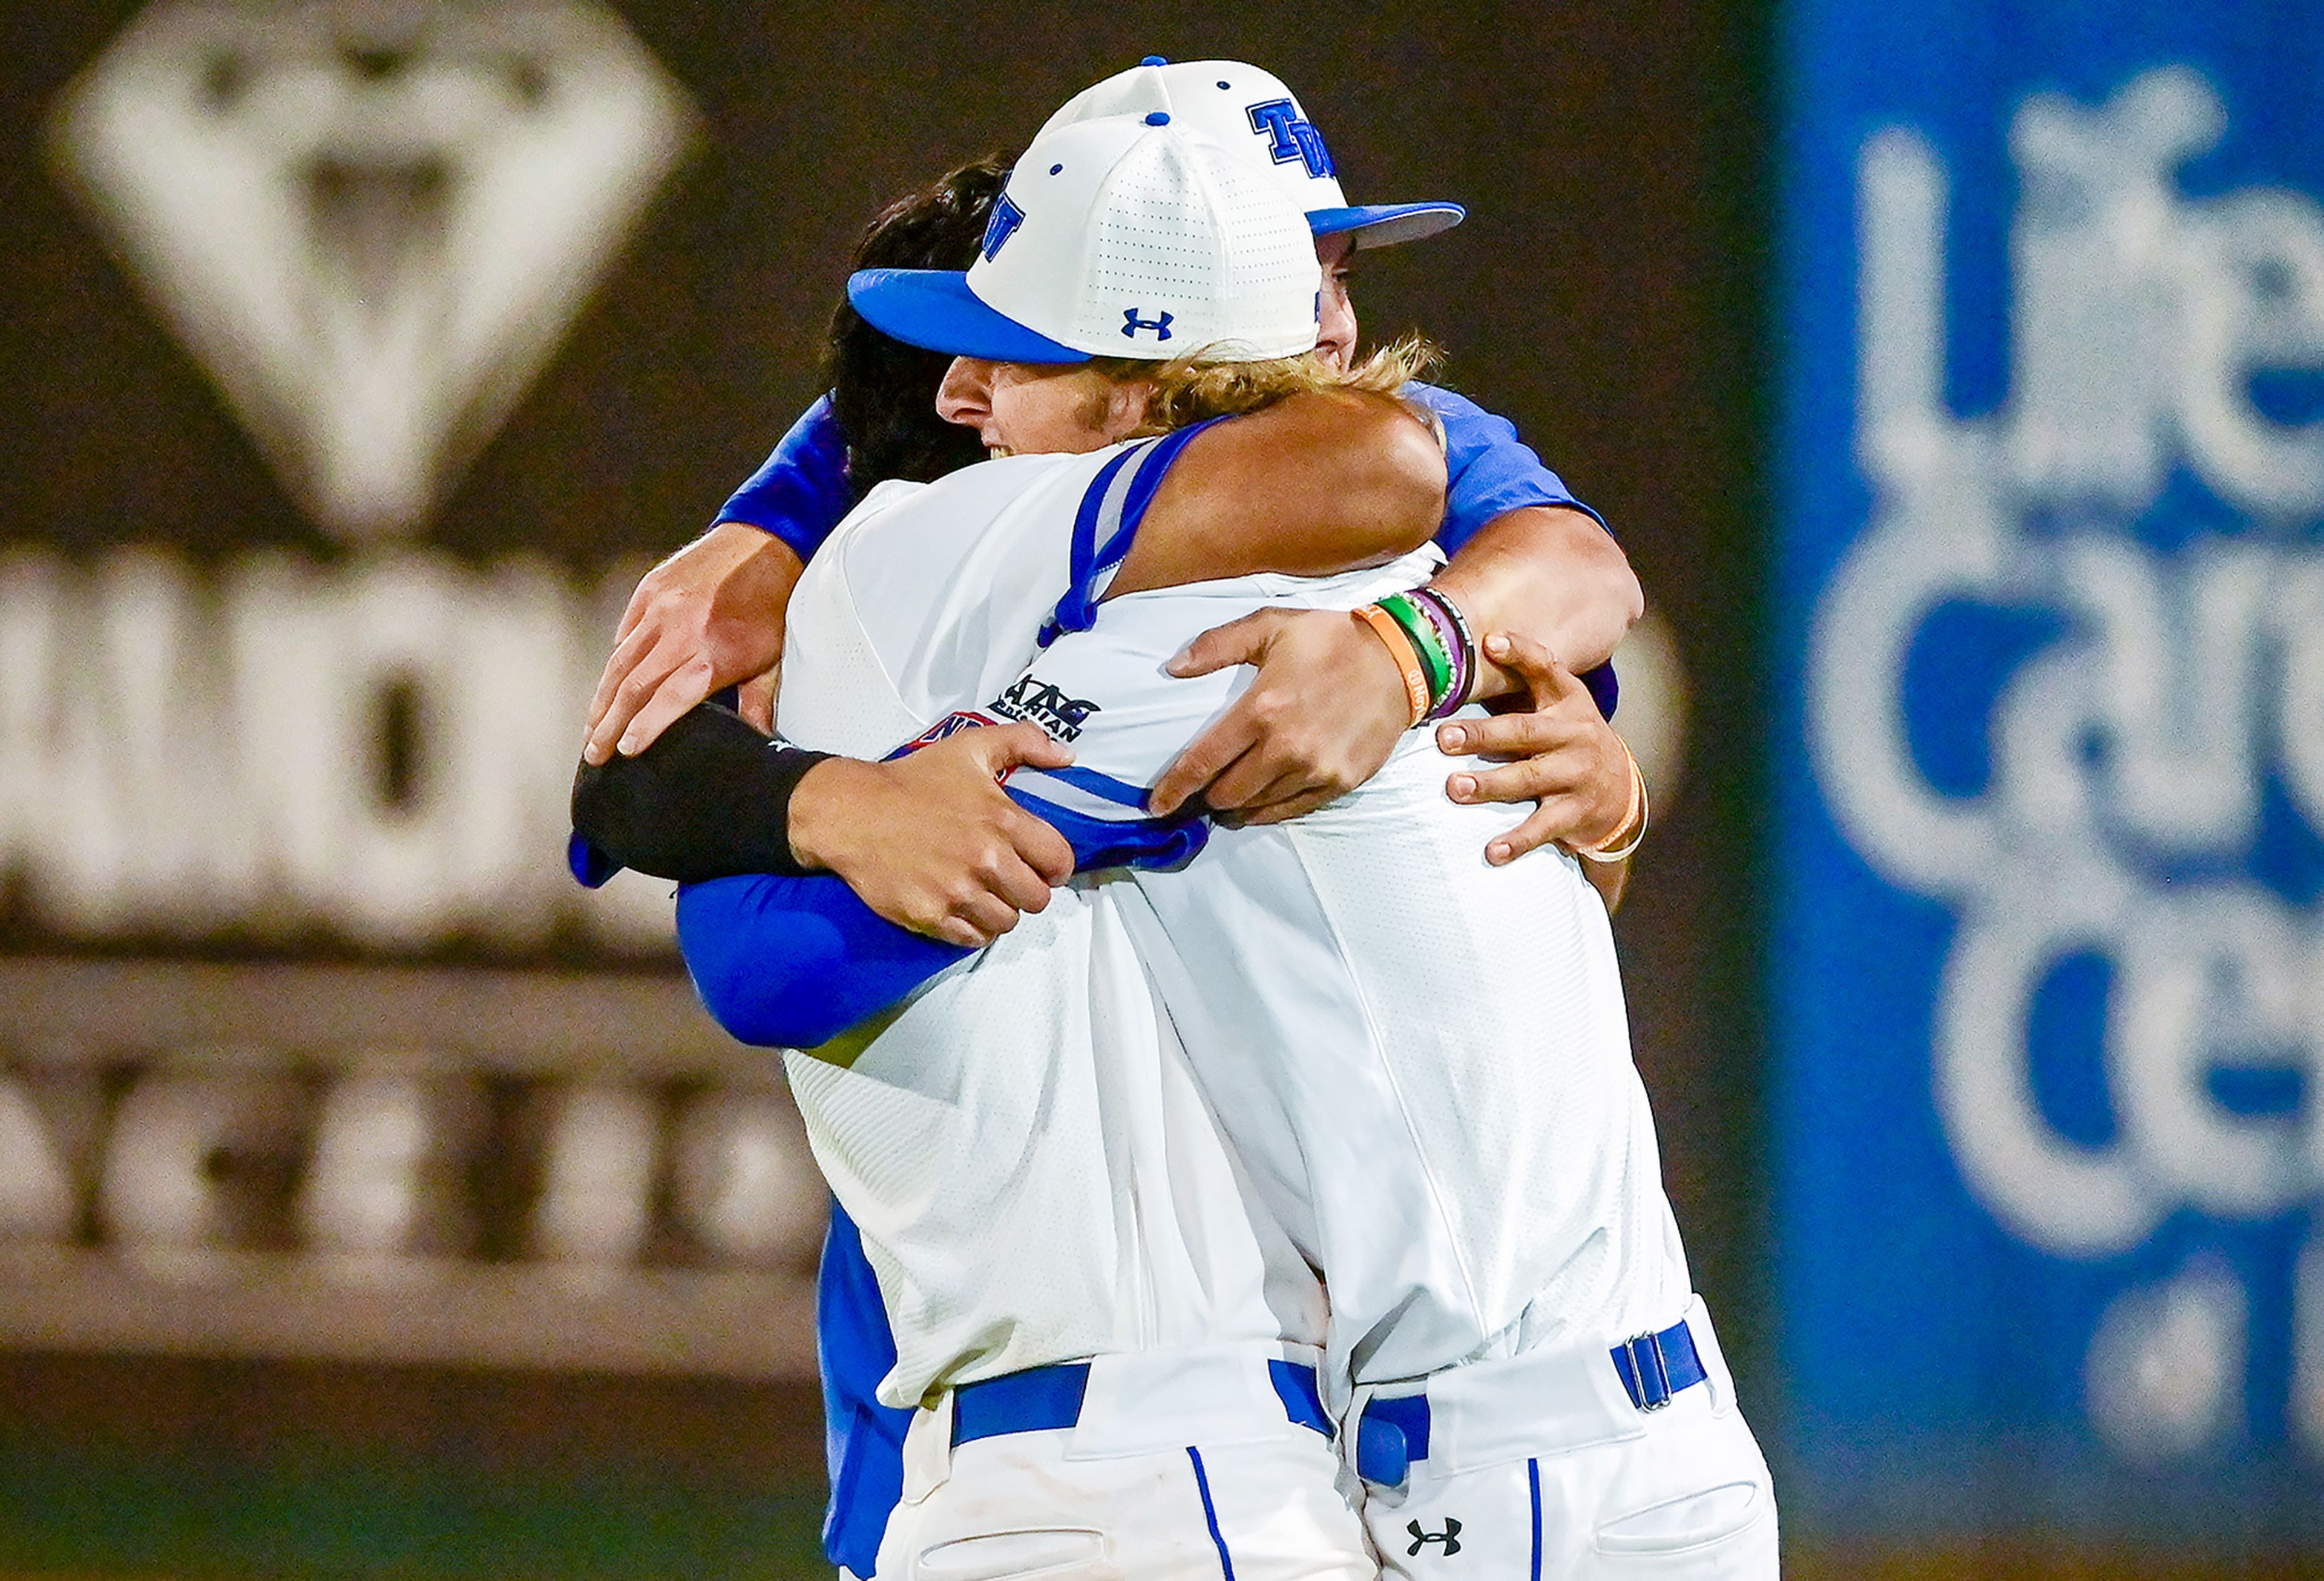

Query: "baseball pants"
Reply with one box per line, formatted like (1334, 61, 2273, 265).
(873, 1341, 1376, 1581)
(1350, 1297, 1777, 1579)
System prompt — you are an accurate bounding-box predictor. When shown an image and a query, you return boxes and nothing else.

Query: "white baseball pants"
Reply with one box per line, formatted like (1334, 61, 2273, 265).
(1352, 1298, 1777, 1579)
(872, 1342, 1376, 1581)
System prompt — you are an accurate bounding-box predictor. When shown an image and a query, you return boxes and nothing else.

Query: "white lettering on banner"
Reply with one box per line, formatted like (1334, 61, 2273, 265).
(0, 1032, 829, 1376)
(300, 1071, 484, 1259)
(0, 549, 669, 952)
(35, 1061, 823, 1271)
(1812, 67, 2324, 1456)
(2085, 1255, 2248, 1464)
(532, 1084, 661, 1265)
(0, 1082, 79, 1242)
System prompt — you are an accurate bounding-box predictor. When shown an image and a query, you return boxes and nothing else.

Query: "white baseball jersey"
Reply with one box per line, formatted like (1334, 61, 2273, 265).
(772, 432, 1327, 1410)
(986, 567, 1695, 1402)
(778, 419, 1690, 1415)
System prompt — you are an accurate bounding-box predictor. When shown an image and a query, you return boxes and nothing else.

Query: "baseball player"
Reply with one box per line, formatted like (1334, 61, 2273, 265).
(655, 105, 1774, 1574)
(673, 112, 1447, 1580)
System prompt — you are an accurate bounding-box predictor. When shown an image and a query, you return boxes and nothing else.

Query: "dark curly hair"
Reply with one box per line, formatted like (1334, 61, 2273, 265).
(825, 155, 1013, 501)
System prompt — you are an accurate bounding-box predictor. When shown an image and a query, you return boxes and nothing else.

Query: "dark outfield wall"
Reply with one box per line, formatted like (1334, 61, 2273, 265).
(0, 2, 1770, 1574)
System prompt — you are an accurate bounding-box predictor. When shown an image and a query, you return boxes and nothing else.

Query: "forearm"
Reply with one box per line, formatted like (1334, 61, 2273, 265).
(583, 523, 806, 763)
(571, 704, 828, 881)
(696, 522, 807, 679)
(1111, 393, 1448, 595)
(1581, 854, 1630, 914)
(1427, 506, 1642, 704)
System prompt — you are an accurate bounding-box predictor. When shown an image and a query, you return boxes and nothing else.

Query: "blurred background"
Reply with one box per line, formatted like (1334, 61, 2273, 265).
(0, 0, 2317, 1576)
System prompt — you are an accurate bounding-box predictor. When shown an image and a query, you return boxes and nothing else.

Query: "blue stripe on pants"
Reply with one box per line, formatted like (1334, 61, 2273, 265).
(1187, 1446, 1236, 1580)
(1528, 1458, 1544, 1580)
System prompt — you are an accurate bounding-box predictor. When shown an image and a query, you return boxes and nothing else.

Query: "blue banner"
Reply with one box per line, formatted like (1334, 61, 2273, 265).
(1776, 0, 2324, 1543)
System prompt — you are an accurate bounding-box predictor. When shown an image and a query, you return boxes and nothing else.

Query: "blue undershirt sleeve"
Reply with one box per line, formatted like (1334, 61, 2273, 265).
(675, 762, 1207, 1051)
(712, 394, 855, 565)
(1401, 382, 1621, 719)
(1403, 381, 1610, 554)
(677, 871, 970, 1051)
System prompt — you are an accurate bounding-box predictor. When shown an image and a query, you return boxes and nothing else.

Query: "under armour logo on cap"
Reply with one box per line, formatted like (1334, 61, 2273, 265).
(1121, 307, 1173, 341)
(1407, 1517, 1463, 1556)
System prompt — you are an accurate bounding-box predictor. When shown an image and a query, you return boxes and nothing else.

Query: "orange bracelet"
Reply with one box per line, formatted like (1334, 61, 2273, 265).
(1577, 738, 1648, 863)
(1354, 603, 1431, 725)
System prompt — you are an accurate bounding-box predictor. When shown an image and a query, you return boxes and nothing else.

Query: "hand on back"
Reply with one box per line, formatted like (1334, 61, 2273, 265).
(1148, 607, 1413, 825)
(1437, 632, 1635, 866)
(583, 523, 803, 765)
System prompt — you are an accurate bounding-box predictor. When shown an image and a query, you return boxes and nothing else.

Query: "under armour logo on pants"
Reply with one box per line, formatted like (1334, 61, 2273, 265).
(1407, 1517, 1463, 1556)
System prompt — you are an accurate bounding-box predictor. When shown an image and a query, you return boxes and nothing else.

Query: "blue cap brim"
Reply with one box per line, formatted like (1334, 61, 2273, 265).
(1307, 202, 1466, 249)
(848, 269, 1090, 364)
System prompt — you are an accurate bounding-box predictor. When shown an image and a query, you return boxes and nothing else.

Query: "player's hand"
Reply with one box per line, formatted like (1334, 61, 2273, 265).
(735, 665, 779, 734)
(787, 723, 1078, 948)
(1149, 606, 1411, 824)
(1436, 632, 1633, 866)
(583, 523, 803, 765)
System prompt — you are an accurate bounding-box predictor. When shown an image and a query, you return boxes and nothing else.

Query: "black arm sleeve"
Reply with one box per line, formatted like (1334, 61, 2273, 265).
(570, 704, 832, 881)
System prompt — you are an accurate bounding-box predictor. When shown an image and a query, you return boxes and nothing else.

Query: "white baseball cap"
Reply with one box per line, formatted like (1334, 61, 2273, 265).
(849, 113, 1322, 365)
(1039, 57, 1465, 249)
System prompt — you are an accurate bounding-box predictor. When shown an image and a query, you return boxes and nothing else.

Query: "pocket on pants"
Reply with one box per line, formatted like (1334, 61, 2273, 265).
(916, 1526, 1114, 1580)
(1592, 1480, 1767, 1556)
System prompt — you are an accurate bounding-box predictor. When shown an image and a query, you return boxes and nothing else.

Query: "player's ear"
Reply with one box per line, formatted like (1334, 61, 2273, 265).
(1096, 373, 1156, 440)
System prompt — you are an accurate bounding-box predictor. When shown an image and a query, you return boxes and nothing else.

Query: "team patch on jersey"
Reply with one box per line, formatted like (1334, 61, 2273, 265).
(991, 675, 1102, 742)
(895, 710, 1001, 755)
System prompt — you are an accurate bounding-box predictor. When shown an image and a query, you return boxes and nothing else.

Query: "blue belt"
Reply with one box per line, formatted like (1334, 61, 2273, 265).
(951, 1358, 1333, 1447)
(1356, 1318, 1709, 1486)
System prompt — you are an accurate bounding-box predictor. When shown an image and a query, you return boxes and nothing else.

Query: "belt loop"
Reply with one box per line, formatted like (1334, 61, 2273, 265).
(1357, 1413, 1414, 1488)
(1630, 1330, 1672, 1410)
(1341, 1379, 1379, 1484)
(1354, 1390, 1430, 1488)
(901, 1392, 954, 1505)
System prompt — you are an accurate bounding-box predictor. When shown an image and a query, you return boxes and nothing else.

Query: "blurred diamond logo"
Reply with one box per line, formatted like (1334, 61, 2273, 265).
(50, 0, 695, 539)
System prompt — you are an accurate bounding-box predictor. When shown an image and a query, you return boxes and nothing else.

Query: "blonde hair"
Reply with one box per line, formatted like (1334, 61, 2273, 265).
(1083, 333, 1443, 437)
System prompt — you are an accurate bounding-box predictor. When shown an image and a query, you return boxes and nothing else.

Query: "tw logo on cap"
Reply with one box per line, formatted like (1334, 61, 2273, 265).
(982, 195, 1026, 261)
(1246, 98, 1333, 180)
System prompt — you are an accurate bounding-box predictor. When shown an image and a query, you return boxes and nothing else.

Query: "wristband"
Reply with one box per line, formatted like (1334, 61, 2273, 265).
(1376, 592, 1455, 716)
(1354, 603, 1431, 725)
(1576, 738, 1648, 863)
(1409, 586, 1478, 720)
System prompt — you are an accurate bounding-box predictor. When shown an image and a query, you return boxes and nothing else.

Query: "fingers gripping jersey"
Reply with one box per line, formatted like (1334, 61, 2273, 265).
(999, 571, 1694, 1404)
